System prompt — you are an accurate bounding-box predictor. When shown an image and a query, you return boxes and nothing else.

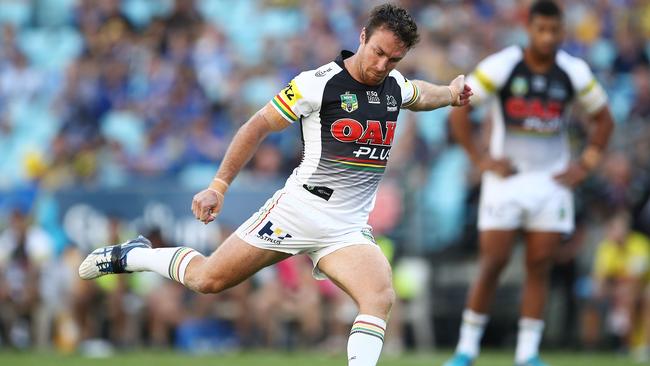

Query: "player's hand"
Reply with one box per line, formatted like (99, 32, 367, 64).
(476, 157, 516, 177)
(191, 188, 224, 224)
(449, 75, 473, 106)
(553, 162, 589, 188)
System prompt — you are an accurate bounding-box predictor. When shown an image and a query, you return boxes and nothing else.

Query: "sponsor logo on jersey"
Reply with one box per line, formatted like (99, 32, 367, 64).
(330, 118, 396, 146)
(548, 81, 567, 99)
(340, 92, 359, 113)
(505, 98, 562, 120)
(367, 91, 380, 104)
(511, 76, 528, 96)
(386, 95, 397, 111)
(505, 97, 563, 134)
(532, 75, 547, 92)
(272, 79, 303, 122)
(281, 80, 301, 107)
(257, 221, 292, 245)
(328, 118, 396, 168)
(315, 67, 333, 77)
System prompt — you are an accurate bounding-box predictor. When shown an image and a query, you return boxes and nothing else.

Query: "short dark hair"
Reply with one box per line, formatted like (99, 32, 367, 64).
(529, 0, 562, 22)
(365, 3, 419, 49)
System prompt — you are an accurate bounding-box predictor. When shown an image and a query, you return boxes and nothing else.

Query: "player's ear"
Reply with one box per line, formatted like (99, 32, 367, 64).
(360, 27, 367, 45)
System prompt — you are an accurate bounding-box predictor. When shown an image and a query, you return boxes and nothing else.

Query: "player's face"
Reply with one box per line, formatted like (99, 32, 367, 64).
(358, 27, 408, 85)
(527, 15, 563, 58)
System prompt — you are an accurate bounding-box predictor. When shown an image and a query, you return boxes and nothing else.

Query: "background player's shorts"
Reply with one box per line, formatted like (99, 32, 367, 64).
(478, 171, 574, 233)
(235, 188, 377, 280)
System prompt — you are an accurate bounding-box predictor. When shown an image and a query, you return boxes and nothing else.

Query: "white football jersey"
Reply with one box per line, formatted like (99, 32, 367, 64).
(466, 46, 608, 174)
(270, 50, 419, 223)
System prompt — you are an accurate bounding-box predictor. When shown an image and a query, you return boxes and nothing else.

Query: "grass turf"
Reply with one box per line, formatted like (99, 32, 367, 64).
(0, 350, 637, 366)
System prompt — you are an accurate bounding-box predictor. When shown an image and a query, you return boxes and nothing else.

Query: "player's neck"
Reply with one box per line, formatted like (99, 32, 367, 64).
(523, 47, 555, 73)
(344, 55, 369, 86)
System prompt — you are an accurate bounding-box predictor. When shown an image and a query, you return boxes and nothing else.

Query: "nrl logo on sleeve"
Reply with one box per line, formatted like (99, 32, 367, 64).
(340, 92, 358, 113)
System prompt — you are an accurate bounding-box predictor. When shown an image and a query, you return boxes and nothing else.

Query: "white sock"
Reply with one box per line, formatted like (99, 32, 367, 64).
(348, 314, 386, 366)
(126, 247, 200, 285)
(456, 309, 489, 358)
(515, 317, 545, 364)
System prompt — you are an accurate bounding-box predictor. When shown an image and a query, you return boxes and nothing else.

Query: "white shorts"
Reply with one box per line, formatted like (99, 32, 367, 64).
(235, 188, 377, 280)
(478, 171, 574, 233)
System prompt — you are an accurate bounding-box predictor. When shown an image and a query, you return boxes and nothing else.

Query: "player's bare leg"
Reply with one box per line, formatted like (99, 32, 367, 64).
(467, 230, 518, 312)
(514, 231, 562, 366)
(445, 230, 517, 366)
(317, 244, 394, 366)
(79, 233, 290, 294)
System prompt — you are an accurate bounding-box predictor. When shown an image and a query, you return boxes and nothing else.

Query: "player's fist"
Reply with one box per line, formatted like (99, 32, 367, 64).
(553, 162, 589, 188)
(477, 157, 516, 177)
(191, 188, 224, 224)
(449, 75, 473, 106)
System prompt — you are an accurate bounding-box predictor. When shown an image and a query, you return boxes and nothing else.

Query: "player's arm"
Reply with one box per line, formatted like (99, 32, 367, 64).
(449, 104, 515, 177)
(554, 57, 614, 188)
(191, 104, 290, 223)
(554, 105, 613, 187)
(406, 76, 472, 111)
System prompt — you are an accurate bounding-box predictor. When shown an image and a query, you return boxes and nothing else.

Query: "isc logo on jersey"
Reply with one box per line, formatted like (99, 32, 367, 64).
(330, 118, 396, 160)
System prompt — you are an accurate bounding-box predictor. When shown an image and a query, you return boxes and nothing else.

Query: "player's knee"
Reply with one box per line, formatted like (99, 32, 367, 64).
(481, 255, 510, 275)
(525, 255, 553, 276)
(360, 285, 395, 316)
(191, 276, 228, 294)
(184, 267, 229, 294)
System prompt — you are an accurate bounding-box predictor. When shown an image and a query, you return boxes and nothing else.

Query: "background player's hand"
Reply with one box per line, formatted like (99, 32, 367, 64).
(449, 75, 473, 106)
(191, 188, 224, 224)
(476, 157, 516, 177)
(553, 162, 589, 188)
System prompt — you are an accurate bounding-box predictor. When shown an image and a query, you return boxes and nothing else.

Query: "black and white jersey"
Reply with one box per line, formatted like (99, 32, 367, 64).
(270, 50, 419, 222)
(466, 45, 608, 174)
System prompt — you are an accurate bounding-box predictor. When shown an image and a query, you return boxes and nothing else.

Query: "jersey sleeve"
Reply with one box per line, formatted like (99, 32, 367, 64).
(466, 46, 522, 106)
(563, 56, 608, 115)
(389, 69, 420, 108)
(270, 71, 315, 123)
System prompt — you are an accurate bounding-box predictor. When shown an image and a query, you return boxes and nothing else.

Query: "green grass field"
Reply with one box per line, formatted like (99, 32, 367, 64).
(0, 350, 638, 366)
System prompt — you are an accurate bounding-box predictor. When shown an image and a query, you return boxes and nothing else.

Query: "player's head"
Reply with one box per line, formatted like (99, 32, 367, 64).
(527, 0, 564, 58)
(357, 3, 419, 85)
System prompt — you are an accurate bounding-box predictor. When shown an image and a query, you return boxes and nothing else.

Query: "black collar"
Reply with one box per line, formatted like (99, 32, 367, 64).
(335, 50, 355, 66)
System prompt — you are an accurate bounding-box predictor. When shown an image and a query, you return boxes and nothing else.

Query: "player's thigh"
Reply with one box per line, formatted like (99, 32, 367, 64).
(524, 231, 563, 268)
(192, 233, 291, 290)
(316, 244, 393, 312)
(479, 230, 518, 264)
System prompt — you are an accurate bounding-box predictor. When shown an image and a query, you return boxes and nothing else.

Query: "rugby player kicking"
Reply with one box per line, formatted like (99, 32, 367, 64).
(79, 4, 471, 365)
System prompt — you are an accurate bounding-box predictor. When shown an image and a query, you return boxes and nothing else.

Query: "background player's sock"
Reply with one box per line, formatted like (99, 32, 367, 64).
(347, 314, 386, 366)
(126, 247, 200, 285)
(456, 309, 489, 358)
(515, 317, 545, 364)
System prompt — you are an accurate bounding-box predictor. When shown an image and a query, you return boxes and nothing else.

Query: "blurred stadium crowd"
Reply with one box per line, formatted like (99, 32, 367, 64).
(1, 0, 650, 358)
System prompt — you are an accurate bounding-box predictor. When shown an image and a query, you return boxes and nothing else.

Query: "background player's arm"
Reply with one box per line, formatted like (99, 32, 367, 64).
(449, 105, 516, 177)
(554, 106, 614, 187)
(191, 104, 290, 223)
(407, 77, 472, 111)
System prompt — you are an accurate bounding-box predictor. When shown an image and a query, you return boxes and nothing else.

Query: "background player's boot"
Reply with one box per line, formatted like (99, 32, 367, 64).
(443, 353, 474, 366)
(78, 235, 152, 280)
(515, 356, 549, 366)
